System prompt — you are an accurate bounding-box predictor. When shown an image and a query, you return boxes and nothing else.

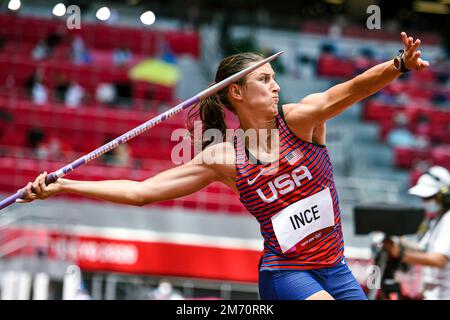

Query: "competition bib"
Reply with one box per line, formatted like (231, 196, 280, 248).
(271, 188, 335, 253)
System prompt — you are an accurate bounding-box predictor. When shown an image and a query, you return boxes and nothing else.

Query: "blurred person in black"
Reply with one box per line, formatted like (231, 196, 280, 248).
(383, 166, 450, 300)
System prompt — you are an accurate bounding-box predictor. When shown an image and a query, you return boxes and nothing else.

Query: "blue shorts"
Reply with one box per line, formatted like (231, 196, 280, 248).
(258, 257, 367, 300)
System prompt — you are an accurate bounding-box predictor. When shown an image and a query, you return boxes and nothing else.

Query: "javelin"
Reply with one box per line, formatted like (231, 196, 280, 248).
(0, 51, 283, 211)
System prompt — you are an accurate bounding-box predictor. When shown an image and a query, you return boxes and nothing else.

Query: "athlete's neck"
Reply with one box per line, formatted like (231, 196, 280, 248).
(237, 110, 277, 133)
(239, 120, 279, 163)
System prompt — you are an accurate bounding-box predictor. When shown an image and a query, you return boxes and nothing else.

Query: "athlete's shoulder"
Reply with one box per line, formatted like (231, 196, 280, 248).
(193, 141, 236, 166)
(279, 103, 298, 118)
(280, 103, 319, 134)
(282, 102, 317, 121)
(198, 141, 237, 190)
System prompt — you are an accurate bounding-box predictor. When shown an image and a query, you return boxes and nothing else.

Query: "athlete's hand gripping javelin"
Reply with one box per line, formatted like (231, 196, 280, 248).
(17, 172, 57, 203)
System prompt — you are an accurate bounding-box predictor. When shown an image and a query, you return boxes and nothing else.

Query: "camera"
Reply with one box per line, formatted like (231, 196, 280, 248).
(353, 204, 425, 300)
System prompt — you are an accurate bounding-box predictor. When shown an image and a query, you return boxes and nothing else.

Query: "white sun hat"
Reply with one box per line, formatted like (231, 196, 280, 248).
(408, 166, 450, 198)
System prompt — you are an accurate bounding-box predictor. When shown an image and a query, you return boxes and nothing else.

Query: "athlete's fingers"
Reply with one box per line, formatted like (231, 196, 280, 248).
(33, 173, 44, 195)
(412, 39, 421, 52)
(417, 59, 430, 70)
(25, 181, 35, 198)
(406, 39, 421, 59)
(412, 50, 421, 61)
(39, 172, 47, 196)
(401, 32, 408, 47)
(421, 60, 430, 68)
(17, 182, 36, 202)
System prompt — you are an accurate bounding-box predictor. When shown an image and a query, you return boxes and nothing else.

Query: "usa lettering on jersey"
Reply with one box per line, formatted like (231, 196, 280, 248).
(256, 166, 312, 203)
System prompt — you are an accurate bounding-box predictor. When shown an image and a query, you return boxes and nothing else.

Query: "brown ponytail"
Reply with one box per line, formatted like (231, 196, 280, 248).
(187, 52, 264, 150)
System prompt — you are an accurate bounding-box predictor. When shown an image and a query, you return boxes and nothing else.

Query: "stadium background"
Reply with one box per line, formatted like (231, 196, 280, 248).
(0, 0, 449, 300)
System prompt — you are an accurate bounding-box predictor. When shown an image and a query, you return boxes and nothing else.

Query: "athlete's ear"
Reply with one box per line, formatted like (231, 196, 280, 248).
(228, 83, 243, 101)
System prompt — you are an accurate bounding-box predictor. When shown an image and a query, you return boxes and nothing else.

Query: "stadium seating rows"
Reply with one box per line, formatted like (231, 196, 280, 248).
(300, 20, 441, 45)
(362, 100, 450, 144)
(0, 56, 175, 103)
(0, 14, 200, 58)
(393, 145, 450, 169)
(0, 98, 192, 159)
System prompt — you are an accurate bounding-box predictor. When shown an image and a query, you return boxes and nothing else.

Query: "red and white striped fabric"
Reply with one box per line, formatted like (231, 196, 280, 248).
(234, 105, 344, 271)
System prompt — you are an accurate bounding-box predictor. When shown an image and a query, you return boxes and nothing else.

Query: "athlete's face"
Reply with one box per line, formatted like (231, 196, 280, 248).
(240, 63, 280, 114)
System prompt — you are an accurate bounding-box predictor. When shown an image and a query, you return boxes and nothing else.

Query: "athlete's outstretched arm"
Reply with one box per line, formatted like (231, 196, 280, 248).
(18, 151, 221, 206)
(299, 31, 429, 125)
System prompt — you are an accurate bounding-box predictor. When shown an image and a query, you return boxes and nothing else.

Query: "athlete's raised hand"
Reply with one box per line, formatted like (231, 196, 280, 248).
(400, 31, 430, 71)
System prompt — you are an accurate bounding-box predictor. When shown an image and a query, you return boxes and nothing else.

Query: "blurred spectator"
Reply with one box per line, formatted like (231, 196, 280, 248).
(103, 144, 130, 167)
(415, 135, 431, 150)
(387, 112, 417, 148)
(396, 92, 411, 106)
(415, 114, 432, 138)
(434, 56, 450, 85)
(71, 36, 91, 64)
(218, 10, 232, 56)
(27, 127, 44, 150)
(377, 90, 397, 105)
(0, 110, 12, 156)
(114, 144, 131, 167)
(296, 54, 316, 79)
(328, 20, 343, 40)
(106, 8, 120, 25)
(114, 82, 132, 107)
(46, 137, 73, 160)
(0, 110, 13, 123)
(65, 81, 85, 108)
(96, 83, 117, 105)
(320, 42, 338, 56)
(102, 140, 130, 167)
(185, 5, 200, 31)
(415, 135, 431, 149)
(162, 42, 176, 64)
(355, 48, 375, 74)
(432, 92, 448, 109)
(149, 280, 184, 300)
(31, 29, 63, 61)
(54, 73, 70, 103)
(45, 28, 64, 55)
(32, 79, 48, 105)
(30, 136, 73, 161)
(27, 127, 45, 158)
(47, 137, 63, 160)
(383, 166, 450, 300)
(0, 36, 5, 51)
(32, 40, 50, 60)
(25, 71, 39, 97)
(26, 69, 46, 101)
(112, 46, 132, 67)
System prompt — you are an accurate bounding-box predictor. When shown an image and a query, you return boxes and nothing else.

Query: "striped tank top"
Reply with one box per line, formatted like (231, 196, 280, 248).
(234, 105, 344, 271)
